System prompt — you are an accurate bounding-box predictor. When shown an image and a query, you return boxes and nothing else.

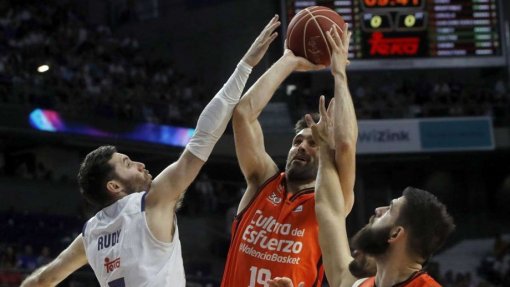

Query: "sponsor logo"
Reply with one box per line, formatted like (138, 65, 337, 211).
(267, 192, 282, 205)
(359, 129, 410, 143)
(369, 32, 420, 56)
(293, 205, 303, 213)
(104, 257, 120, 273)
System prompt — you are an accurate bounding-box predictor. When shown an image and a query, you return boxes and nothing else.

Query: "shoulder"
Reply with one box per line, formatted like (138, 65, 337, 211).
(414, 272, 441, 287)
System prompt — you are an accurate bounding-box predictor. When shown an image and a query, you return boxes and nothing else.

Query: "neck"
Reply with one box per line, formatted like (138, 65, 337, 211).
(285, 177, 315, 195)
(374, 252, 422, 287)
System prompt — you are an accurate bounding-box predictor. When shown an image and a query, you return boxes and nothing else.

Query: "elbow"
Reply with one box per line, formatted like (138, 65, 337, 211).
(21, 276, 49, 287)
(35, 275, 53, 287)
(337, 140, 356, 153)
(233, 103, 249, 123)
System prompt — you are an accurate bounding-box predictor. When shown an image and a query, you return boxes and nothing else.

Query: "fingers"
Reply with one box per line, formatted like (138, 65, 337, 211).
(325, 27, 339, 51)
(267, 277, 294, 287)
(304, 114, 316, 128)
(333, 25, 344, 51)
(263, 14, 279, 35)
(265, 14, 279, 29)
(310, 123, 320, 142)
(264, 31, 279, 46)
(327, 97, 335, 117)
(319, 95, 328, 119)
(341, 23, 351, 52)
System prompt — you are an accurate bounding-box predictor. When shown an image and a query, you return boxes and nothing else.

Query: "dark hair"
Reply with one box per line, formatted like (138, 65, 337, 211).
(294, 113, 320, 134)
(397, 187, 456, 261)
(77, 146, 117, 207)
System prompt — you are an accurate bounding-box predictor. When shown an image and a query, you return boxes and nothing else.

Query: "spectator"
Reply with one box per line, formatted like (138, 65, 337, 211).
(16, 245, 37, 271)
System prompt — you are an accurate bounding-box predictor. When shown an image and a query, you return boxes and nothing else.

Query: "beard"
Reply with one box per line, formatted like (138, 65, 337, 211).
(285, 159, 318, 182)
(117, 176, 150, 194)
(348, 250, 377, 278)
(351, 221, 393, 256)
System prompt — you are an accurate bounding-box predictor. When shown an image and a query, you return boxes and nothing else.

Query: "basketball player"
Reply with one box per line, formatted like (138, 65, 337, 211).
(20, 15, 281, 287)
(269, 56, 456, 287)
(220, 23, 357, 286)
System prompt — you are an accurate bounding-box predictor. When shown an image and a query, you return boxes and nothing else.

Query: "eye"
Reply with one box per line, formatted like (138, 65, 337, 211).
(293, 138, 302, 146)
(309, 140, 316, 147)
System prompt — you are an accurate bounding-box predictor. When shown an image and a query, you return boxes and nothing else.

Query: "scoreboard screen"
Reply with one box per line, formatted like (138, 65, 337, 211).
(283, 0, 506, 69)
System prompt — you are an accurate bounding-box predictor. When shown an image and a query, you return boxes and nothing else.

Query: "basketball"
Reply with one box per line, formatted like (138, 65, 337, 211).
(286, 6, 345, 66)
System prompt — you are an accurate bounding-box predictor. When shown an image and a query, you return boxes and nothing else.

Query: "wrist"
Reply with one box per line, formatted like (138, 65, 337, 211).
(278, 53, 300, 71)
(333, 71, 347, 81)
(238, 60, 253, 73)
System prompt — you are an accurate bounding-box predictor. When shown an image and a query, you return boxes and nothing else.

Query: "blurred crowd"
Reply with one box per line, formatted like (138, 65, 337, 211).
(477, 234, 510, 287)
(293, 75, 509, 127)
(0, 0, 206, 127)
(1, 1, 509, 130)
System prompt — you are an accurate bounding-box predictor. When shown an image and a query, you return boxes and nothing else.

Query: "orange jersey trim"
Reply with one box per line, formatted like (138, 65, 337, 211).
(357, 271, 441, 287)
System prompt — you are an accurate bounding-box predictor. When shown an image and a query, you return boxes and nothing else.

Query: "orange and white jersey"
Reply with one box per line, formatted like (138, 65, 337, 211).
(221, 173, 324, 287)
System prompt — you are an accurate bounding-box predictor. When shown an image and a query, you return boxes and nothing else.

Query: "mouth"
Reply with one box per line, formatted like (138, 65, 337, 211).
(292, 154, 309, 163)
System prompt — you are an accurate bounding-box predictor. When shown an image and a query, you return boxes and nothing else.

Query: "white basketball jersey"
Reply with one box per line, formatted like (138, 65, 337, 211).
(82, 192, 185, 287)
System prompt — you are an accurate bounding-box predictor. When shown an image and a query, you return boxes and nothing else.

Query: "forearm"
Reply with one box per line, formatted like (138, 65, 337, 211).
(187, 60, 252, 161)
(333, 73, 358, 145)
(333, 72, 357, 214)
(235, 54, 297, 123)
(316, 145, 354, 287)
(316, 146, 344, 215)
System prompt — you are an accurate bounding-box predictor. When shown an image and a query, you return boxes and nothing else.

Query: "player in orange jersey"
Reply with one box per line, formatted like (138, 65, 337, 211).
(220, 23, 357, 287)
(269, 28, 456, 287)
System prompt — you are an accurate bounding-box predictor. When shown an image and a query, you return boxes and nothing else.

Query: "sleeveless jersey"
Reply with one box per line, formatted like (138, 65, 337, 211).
(353, 271, 440, 287)
(221, 173, 324, 287)
(82, 192, 185, 287)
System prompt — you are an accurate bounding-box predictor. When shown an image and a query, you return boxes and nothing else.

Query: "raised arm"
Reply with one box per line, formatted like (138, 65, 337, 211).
(144, 15, 281, 241)
(327, 24, 357, 215)
(235, 46, 325, 213)
(20, 235, 87, 287)
(308, 97, 357, 287)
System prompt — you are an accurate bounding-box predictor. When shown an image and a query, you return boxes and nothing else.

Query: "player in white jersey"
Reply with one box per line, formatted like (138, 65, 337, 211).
(20, 15, 281, 287)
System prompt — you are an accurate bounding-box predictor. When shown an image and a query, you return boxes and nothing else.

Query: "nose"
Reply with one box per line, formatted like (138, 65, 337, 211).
(374, 206, 389, 217)
(136, 161, 145, 170)
(298, 140, 312, 152)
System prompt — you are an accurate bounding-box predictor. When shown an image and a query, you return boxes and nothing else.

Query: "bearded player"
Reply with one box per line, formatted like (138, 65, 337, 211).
(269, 58, 456, 287)
(221, 23, 356, 286)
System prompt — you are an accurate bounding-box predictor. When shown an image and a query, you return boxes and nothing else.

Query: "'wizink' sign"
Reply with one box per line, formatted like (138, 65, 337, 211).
(357, 117, 494, 154)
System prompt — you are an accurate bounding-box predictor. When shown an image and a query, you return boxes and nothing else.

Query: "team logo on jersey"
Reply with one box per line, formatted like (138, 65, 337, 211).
(293, 205, 303, 212)
(267, 192, 282, 205)
(104, 257, 121, 273)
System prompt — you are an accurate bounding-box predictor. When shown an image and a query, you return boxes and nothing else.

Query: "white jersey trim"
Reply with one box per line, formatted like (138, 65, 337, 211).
(352, 278, 369, 287)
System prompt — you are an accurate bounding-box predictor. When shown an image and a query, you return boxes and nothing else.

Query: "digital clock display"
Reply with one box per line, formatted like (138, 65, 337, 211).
(284, 0, 505, 69)
(362, 0, 423, 9)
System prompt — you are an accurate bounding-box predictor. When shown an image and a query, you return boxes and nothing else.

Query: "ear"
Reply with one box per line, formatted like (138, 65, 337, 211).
(106, 180, 123, 194)
(388, 226, 405, 243)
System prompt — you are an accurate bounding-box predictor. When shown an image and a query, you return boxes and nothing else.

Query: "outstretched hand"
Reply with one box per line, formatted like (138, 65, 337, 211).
(268, 277, 304, 287)
(283, 47, 326, 72)
(305, 95, 335, 149)
(242, 15, 281, 67)
(326, 23, 351, 76)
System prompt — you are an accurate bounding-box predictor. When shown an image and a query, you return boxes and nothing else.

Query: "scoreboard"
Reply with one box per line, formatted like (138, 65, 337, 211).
(283, 0, 506, 69)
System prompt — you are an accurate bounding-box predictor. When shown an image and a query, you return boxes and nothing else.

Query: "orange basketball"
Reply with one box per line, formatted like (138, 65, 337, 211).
(286, 6, 345, 66)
